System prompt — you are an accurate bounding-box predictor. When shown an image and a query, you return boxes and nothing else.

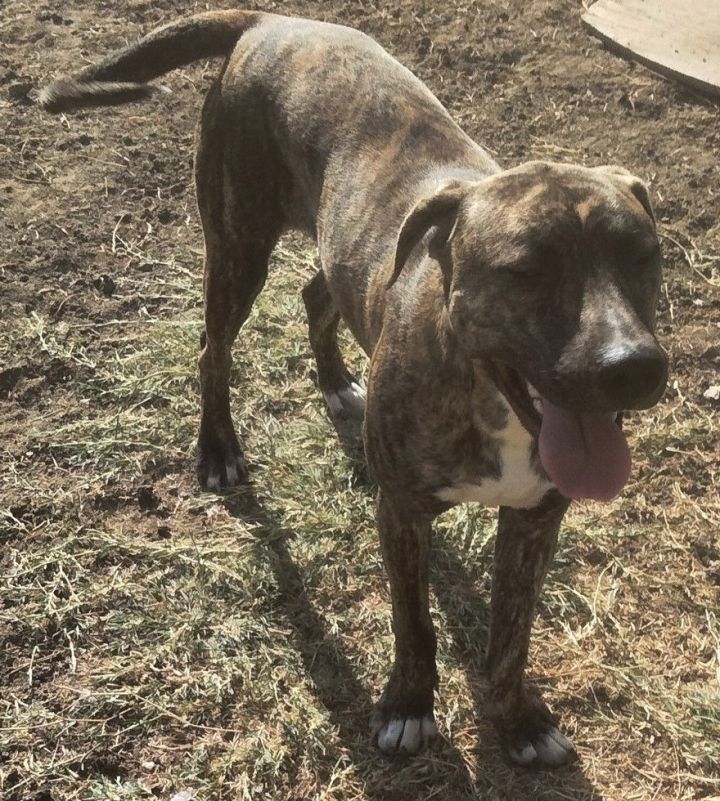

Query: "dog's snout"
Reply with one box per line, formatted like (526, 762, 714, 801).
(597, 345, 667, 408)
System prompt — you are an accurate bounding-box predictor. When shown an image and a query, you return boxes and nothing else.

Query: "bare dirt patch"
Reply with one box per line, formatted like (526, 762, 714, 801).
(1, 2, 718, 800)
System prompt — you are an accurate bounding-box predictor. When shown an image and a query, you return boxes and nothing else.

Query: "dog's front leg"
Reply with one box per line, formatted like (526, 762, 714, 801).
(372, 490, 438, 754)
(486, 490, 576, 767)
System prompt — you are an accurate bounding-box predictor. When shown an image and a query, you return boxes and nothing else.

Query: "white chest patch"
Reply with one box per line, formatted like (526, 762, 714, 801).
(435, 403, 553, 509)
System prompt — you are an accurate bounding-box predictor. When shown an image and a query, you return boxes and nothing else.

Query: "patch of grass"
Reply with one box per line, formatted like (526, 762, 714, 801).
(3, 0, 720, 796)
(3, 232, 718, 801)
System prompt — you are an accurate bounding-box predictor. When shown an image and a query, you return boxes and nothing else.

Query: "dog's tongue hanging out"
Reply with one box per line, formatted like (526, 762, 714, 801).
(538, 399, 631, 502)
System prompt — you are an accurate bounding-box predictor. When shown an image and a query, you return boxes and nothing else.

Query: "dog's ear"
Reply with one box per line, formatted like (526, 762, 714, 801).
(387, 181, 470, 289)
(594, 165, 656, 224)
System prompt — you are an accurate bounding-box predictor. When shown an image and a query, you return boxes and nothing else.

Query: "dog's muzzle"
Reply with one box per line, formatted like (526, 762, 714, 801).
(491, 339, 668, 504)
(593, 345, 668, 410)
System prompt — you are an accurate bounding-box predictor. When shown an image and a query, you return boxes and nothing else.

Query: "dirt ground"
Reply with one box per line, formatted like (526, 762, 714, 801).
(1, 1, 719, 800)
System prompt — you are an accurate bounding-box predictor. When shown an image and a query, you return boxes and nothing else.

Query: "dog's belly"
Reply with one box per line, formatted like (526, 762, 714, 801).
(435, 410, 553, 509)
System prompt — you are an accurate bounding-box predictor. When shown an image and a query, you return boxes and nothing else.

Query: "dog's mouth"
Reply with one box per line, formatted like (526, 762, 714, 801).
(492, 365, 630, 503)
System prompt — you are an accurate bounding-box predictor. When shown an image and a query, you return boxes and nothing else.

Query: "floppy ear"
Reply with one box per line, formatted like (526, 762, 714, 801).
(594, 165, 655, 224)
(387, 181, 470, 289)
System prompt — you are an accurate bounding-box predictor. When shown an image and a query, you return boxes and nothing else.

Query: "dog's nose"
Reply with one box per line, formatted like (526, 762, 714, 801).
(596, 346, 667, 408)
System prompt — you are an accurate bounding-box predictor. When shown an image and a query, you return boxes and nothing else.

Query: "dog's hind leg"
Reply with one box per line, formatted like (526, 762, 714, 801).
(302, 271, 366, 421)
(196, 236, 272, 490)
(194, 85, 284, 490)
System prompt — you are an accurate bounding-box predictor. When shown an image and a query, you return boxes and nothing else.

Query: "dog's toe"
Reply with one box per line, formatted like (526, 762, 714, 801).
(374, 714, 436, 755)
(508, 740, 538, 765)
(223, 456, 243, 486)
(508, 726, 575, 768)
(197, 448, 247, 491)
(534, 728, 575, 766)
(323, 381, 366, 420)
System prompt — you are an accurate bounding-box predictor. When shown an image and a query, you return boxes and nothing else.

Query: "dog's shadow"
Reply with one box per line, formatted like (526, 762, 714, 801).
(225, 487, 467, 800)
(430, 531, 602, 799)
(224, 459, 602, 800)
(326, 412, 370, 487)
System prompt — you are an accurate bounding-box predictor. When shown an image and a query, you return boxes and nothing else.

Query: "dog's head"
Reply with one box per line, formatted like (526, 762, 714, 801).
(390, 161, 668, 501)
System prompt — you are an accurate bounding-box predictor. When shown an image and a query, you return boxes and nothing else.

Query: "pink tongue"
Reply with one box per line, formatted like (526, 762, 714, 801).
(538, 399, 631, 502)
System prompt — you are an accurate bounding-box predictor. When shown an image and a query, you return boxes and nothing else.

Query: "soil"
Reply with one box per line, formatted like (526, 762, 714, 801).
(2, 0, 718, 437)
(1, 1, 719, 800)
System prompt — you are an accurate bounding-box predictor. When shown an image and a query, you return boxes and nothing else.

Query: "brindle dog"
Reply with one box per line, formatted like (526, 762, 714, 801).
(40, 10, 668, 767)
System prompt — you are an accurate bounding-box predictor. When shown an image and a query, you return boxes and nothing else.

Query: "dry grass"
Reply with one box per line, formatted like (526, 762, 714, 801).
(2, 1, 719, 799)
(2, 231, 719, 801)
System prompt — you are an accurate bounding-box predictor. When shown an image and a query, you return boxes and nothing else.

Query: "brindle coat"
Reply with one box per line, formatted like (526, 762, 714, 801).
(40, 10, 668, 767)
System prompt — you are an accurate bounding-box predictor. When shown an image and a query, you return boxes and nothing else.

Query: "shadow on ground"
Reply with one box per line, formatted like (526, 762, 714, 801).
(224, 464, 601, 800)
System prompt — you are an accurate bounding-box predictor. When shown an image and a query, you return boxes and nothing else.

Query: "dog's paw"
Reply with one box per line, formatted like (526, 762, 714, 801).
(507, 725, 575, 767)
(492, 689, 576, 768)
(196, 442, 248, 491)
(372, 713, 437, 755)
(322, 380, 366, 420)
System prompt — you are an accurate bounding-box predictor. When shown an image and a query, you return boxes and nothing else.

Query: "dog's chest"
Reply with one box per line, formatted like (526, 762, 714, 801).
(435, 407, 552, 509)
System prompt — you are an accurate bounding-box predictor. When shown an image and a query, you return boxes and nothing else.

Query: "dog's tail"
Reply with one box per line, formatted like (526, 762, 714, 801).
(38, 10, 261, 113)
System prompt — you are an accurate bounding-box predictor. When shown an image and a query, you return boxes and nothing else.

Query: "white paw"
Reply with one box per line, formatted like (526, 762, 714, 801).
(224, 457, 240, 486)
(324, 390, 345, 418)
(202, 454, 245, 491)
(376, 715, 437, 754)
(323, 381, 366, 420)
(349, 380, 367, 399)
(508, 726, 575, 767)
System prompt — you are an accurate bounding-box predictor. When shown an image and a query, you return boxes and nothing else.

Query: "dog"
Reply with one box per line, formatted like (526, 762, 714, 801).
(40, 10, 668, 767)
